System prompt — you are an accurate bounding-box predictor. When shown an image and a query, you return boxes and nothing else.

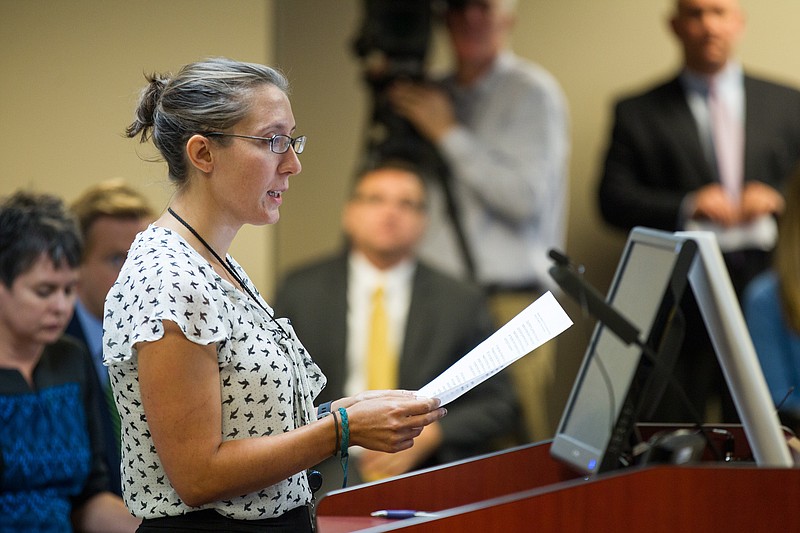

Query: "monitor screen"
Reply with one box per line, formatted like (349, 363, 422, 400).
(550, 227, 697, 475)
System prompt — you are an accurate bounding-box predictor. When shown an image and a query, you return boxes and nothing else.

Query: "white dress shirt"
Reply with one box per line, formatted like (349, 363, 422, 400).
(344, 251, 416, 396)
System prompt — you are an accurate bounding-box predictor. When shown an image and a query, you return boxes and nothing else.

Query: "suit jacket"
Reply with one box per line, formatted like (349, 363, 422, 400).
(273, 253, 521, 467)
(598, 73, 800, 232)
(65, 314, 122, 497)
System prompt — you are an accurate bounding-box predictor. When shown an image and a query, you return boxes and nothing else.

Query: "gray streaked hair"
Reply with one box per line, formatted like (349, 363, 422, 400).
(125, 57, 289, 185)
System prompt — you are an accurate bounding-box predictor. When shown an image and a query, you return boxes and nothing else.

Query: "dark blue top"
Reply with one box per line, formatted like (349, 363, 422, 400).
(744, 271, 800, 417)
(0, 337, 110, 532)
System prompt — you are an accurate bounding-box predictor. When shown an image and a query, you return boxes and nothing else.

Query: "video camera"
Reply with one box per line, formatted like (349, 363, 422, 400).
(352, 0, 478, 278)
(352, 0, 436, 90)
(352, 0, 445, 171)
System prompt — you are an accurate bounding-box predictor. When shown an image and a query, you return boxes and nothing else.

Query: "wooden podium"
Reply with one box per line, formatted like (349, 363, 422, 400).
(316, 431, 800, 532)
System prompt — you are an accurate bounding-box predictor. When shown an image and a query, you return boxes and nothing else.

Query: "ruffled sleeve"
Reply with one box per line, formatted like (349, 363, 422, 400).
(104, 227, 232, 365)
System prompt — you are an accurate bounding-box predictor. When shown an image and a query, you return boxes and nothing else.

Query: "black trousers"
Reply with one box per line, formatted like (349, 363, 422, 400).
(136, 506, 313, 533)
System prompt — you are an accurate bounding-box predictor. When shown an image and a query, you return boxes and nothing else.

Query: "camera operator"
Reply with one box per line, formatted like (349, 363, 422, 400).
(386, 0, 570, 442)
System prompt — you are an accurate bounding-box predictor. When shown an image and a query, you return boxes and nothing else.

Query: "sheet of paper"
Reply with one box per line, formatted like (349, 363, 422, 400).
(416, 291, 572, 406)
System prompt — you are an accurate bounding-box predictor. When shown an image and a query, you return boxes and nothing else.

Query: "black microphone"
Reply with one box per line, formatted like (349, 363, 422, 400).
(548, 248, 571, 267)
(548, 249, 640, 347)
(306, 469, 323, 493)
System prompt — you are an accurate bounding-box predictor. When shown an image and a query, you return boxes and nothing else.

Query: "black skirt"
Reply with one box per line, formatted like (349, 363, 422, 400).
(136, 506, 313, 532)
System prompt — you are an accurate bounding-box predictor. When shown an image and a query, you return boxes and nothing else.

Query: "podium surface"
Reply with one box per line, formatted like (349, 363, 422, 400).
(316, 436, 799, 532)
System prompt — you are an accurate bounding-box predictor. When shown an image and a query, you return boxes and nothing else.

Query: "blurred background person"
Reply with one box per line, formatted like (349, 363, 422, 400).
(0, 191, 138, 532)
(744, 164, 800, 435)
(597, 0, 800, 424)
(67, 178, 154, 496)
(274, 160, 520, 495)
(386, 0, 570, 443)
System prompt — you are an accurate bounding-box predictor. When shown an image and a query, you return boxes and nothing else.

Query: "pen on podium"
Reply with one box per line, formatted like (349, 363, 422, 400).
(370, 510, 438, 519)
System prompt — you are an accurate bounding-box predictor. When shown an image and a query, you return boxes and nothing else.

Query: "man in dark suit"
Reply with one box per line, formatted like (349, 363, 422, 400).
(598, 0, 800, 423)
(67, 179, 153, 496)
(274, 160, 520, 495)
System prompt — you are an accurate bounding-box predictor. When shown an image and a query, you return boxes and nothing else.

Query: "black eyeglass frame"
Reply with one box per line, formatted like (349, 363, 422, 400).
(204, 132, 306, 154)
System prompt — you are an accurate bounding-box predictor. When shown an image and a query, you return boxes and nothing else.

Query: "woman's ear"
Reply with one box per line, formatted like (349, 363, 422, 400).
(186, 134, 215, 174)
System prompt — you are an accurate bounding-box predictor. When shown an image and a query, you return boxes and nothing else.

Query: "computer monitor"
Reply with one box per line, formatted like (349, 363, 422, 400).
(549, 227, 698, 475)
(550, 228, 793, 476)
(677, 230, 793, 468)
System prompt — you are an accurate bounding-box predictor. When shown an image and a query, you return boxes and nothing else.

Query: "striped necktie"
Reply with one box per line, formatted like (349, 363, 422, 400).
(708, 79, 743, 201)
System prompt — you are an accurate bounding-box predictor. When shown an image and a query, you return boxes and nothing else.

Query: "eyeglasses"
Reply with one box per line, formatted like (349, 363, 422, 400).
(204, 132, 306, 154)
(352, 193, 427, 213)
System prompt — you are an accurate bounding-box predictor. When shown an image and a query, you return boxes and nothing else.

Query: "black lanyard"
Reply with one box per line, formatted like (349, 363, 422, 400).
(167, 207, 289, 340)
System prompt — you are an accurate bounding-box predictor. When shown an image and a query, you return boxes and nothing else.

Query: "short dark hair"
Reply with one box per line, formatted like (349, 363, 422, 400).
(352, 157, 428, 197)
(0, 191, 82, 287)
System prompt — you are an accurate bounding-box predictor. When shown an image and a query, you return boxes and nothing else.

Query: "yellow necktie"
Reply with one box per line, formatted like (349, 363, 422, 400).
(367, 286, 397, 390)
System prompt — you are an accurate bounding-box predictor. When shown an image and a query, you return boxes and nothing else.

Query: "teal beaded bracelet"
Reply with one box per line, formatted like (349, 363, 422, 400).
(338, 407, 350, 488)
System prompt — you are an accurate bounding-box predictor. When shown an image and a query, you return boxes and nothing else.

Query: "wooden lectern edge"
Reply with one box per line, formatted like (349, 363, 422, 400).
(316, 440, 580, 518)
(324, 463, 800, 532)
(317, 423, 800, 528)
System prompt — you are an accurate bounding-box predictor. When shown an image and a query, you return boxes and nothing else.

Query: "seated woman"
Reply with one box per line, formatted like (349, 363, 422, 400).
(744, 166, 800, 434)
(0, 191, 139, 532)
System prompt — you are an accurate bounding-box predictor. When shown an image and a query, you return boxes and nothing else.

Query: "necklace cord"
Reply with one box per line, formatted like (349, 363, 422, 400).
(167, 207, 289, 340)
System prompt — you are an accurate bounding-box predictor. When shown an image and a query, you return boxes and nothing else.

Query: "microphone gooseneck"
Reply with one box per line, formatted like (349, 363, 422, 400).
(548, 248, 570, 267)
(548, 251, 640, 346)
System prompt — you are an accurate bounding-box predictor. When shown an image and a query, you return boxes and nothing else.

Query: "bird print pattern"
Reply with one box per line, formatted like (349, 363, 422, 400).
(102, 226, 326, 520)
